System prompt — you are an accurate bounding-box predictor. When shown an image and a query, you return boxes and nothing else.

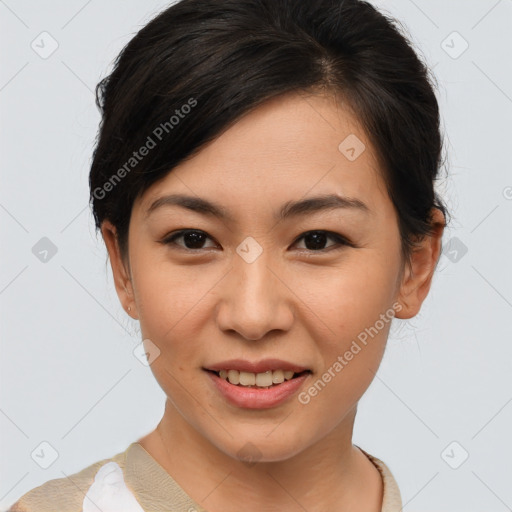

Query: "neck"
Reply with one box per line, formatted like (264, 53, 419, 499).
(139, 400, 383, 512)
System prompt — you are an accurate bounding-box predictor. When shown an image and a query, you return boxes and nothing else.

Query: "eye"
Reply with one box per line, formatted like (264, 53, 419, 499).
(292, 230, 352, 252)
(161, 229, 218, 251)
(160, 229, 352, 253)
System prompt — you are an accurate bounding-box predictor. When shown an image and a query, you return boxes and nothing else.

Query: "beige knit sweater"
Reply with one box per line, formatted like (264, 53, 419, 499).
(7, 442, 403, 511)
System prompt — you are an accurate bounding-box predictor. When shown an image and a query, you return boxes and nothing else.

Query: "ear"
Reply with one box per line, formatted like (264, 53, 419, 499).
(395, 208, 445, 319)
(101, 220, 138, 319)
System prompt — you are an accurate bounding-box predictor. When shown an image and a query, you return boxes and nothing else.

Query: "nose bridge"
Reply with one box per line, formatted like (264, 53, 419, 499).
(234, 235, 276, 298)
(237, 246, 273, 299)
(215, 241, 293, 340)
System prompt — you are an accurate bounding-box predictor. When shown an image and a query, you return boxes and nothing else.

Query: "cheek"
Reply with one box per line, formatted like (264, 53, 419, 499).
(132, 262, 207, 404)
(295, 249, 400, 393)
(297, 267, 397, 417)
(296, 249, 400, 335)
(131, 257, 226, 357)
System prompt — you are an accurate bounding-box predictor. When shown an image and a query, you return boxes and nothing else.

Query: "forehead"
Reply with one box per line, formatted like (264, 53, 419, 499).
(136, 91, 388, 219)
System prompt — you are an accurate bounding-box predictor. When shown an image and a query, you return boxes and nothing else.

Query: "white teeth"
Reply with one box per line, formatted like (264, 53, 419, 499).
(272, 369, 284, 384)
(227, 369, 240, 385)
(239, 371, 256, 386)
(255, 371, 273, 387)
(216, 369, 302, 387)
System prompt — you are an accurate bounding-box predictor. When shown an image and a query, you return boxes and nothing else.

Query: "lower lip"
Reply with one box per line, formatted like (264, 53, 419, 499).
(205, 370, 310, 409)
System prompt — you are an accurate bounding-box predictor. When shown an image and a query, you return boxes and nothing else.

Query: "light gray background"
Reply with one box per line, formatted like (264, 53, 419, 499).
(1, 1, 511, 510)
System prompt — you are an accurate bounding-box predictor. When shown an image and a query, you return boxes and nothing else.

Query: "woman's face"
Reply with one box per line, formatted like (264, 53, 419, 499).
(110, 91, 410, 461)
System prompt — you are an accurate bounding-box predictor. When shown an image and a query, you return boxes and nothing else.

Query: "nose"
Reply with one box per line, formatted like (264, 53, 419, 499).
(215, 253, 295, 341)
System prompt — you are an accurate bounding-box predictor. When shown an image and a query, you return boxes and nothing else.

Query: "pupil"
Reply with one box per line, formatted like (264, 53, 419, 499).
(184, 231, 205, 249)
(305, 231, 327, 250)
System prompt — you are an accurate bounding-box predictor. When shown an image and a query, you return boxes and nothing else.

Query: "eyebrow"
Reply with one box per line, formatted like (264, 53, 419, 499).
(145, 193, 371, 222)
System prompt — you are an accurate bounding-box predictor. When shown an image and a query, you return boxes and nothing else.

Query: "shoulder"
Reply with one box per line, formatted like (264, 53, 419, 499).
(356, 446, 403, 512)
(6, 446, 129, 512)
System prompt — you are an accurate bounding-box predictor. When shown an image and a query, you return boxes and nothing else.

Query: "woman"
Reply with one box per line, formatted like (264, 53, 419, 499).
(9, 0, 448, 510)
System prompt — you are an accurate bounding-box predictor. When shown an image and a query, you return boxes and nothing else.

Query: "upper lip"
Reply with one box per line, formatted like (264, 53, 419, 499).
(204, 358, 310, 374)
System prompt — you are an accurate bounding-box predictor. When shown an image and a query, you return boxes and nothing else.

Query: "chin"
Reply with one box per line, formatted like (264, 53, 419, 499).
(214, 429, 312, 465)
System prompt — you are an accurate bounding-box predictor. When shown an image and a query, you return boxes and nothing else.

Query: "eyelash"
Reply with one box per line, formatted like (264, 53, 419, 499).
(160, 229, 354, 254)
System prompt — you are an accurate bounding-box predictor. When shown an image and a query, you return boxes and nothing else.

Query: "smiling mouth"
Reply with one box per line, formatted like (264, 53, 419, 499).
(205, 369, 311, 389)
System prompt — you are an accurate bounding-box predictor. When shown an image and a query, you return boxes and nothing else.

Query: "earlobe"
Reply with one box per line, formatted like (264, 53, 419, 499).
(395, 208, 445, 319)
(100, 220, 138, 319)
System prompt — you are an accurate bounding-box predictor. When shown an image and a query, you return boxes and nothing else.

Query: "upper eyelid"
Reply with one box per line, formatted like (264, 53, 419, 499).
(163, 229, 350, 249)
